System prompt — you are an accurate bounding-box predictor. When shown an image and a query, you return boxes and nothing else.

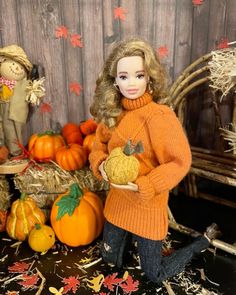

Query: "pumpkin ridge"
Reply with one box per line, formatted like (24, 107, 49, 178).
(27, 201, 45, 224)
(20, 200, 29, 236)
(82, 198, 99, 236)
(9, 205, 17, 238)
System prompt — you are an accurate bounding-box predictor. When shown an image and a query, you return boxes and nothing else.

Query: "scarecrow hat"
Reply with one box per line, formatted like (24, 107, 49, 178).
(0, 44, 33, 73)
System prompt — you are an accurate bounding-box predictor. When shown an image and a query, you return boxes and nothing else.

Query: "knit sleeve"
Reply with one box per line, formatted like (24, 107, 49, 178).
(135, 107, 192, 200)
(88, 123, 111, 180)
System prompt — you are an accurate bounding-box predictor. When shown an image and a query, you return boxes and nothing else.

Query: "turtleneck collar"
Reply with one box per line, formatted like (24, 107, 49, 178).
(121, 92, 153, 111)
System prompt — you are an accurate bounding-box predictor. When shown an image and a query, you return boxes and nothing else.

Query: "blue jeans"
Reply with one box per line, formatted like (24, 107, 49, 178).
(100, 221, 210, 284)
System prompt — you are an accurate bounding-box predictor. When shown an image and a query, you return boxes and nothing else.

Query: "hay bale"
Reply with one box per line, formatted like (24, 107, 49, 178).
(0, 175, 11, 210)
(13, 162, 109, 209)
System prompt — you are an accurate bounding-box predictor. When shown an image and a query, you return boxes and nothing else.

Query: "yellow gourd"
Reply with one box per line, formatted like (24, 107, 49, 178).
(104, 140, 143, 184)
(28, 223, 55, 252)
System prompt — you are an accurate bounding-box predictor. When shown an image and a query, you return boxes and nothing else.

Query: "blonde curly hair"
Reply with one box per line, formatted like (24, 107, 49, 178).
(90, 38, 168, 128)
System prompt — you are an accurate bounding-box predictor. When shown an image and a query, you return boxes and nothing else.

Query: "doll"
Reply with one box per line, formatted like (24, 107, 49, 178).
(89, 38, 220, 284)
(0, 45, 44, 156)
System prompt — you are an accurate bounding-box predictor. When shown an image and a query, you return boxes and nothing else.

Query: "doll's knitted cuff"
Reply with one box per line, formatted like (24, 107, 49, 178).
(135, 176, 155, 200)
(89, 151, 108, 181)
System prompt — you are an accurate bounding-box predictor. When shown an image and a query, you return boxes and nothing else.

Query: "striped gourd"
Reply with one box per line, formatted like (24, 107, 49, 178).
(6, 193, 46, 241)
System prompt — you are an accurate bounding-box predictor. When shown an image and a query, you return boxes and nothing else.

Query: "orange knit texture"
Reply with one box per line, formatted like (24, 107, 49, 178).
(89, 92, 192, 240)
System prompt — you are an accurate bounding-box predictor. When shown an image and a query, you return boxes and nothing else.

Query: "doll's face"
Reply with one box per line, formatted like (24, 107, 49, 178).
(115, 56, 149, 99)
(0, 58, 27, 81)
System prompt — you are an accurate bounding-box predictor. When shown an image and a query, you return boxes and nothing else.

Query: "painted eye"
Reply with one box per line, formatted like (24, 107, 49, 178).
(119, 75, 127, 80)
(137, 74, 145, 79)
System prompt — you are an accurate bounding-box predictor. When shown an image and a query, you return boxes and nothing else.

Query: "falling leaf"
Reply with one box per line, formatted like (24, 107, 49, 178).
(62, 276, 80, 294)
(86, 274, 104, 293)
(8, 262, 30, 273)
(18, 274, 39, 290)
(103, 272, 123, 291)
(192, 0, 204, 6)
(55, 26, 69, 39)
(114, 7, 127, 21)
(40, 102, 52, 113)
(49, 286, 64, 294)
(217, 38, 229, 49)
(70, 34, 83, 48)
(157, 46, 169, 58)
(120, 275, 139, 294)
(69, 82, 82, 96)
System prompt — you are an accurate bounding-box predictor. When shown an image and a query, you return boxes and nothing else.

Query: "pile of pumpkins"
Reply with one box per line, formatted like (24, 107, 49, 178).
(3, 118, 104, 253)
(5, 183, 104, 252)
(28, 118, 97, 171)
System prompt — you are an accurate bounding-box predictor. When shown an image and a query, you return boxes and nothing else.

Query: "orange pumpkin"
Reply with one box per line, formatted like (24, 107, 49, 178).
(6, 193, 46, 241)
(50, 183, 104, 247)
(0, 210, 8, 232)
(79, 119, 97, 136)
(62, 122, 83, 145)
(55, 143, 87, 171)
(28, 131, 65, 162)
(0, 139, 9, 164)
(83, 133, 96, 155)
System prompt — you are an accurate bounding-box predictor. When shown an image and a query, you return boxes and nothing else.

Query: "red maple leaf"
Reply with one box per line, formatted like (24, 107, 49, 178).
(70, 34, 83, 48)
(55, 26, 69, 39)
(192, 0, 204, 6)
(18, 274, 39, 290)
(157, 46, 169, 58)
(62, 276, 80, 294)
(69, 82, 82, 96)
(103, 273, 123, 291)
(217, 37, 229, 49)
(120, 275, 139, 294)
(40, 102, 52, 113)
(8, 262, 30, 273)
(114, 7, 127, 21)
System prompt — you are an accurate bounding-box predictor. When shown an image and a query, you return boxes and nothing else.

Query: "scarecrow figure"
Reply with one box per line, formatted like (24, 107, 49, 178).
(0, 45, 45, 156)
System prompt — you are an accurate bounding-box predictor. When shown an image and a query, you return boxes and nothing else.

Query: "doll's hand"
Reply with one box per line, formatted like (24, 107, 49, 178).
(98, 161, 109, 181)
(110, 182, 138, 192)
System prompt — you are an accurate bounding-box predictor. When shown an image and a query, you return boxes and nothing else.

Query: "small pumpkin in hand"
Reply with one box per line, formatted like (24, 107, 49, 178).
(55, 143, 87, 171)
(28, 131, 65, 162)
(28, 223, 55, 252)
(79, 119, 97, 136)
(50, 183, 104, 247)
(104, 140, 143, 185)
(6, 193, 46, 241)
(62, 122, 83, 145)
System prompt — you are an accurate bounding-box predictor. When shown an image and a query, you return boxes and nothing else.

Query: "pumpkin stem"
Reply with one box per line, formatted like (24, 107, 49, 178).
(123, 140, 144, 156)
(38, 130, 56, 137)
(35, 223, 41, 230)
(20, 192, 27, 201)
(56, 183, 83, 221)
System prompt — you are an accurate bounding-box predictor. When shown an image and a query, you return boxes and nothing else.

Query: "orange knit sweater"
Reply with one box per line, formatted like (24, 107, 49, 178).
(89, 92, 192, 240)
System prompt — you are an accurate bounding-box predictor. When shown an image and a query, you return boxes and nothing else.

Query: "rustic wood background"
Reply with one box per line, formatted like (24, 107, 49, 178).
(0, 0, 235, 150)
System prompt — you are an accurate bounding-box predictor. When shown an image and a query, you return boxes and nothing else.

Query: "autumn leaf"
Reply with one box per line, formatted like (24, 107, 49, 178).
(217, 37, 229, 49)
(192, 0, 204, 6)
(18, 274, 39, 290)
(8, 262, 30, 273)
(157, 46, 169, 58)
(103, 272, 123, 291)
(114, 7, 127, 21)
(40, 102, 52, 113)
(62, 276, 80, 294)
(56, 26, 69, 39)
(70, 34, 83, 48)
(6, 292, 20, 295)
(120, 275, 139, 294)
(69, 82, 82, 96)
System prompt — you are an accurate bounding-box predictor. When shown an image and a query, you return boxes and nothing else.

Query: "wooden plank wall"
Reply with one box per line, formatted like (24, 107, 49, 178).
(0, 0, 235, 149)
